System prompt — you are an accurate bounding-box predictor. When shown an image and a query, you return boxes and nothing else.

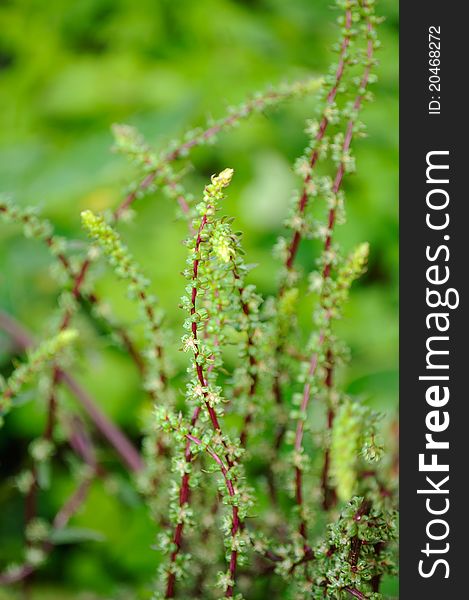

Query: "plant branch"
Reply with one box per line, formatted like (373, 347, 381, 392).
(284, 6, 354, 271)
(345, 587, 368, 600)
(321, 350, 337, 510)
(292, 5, 377, 546)
(113, 79, 321, 220)
(0, 310, 143, 473)
(270, 2, 355, 479)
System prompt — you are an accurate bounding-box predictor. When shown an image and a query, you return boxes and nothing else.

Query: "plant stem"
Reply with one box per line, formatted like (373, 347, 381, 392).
(166, 199, 241, 596)
(345, 587, 368, 600)
(271, 3, 355, 475)
(178, 200, 241, 597)
(285, 6, 354, 271)
(348, 499, 372, 572)
(113, 81, 320, 219)
(232, 268, 259, 449)
(0, 310, 143, 472)
(184, 433, 240, 598)
(292, 5, 376, 547)
(165, 209, 211, 598)
(59, 371, 143, 472)
(165, 405, 200, 599)
(321, 350, 337, 510)
(24, 370, 60, 537)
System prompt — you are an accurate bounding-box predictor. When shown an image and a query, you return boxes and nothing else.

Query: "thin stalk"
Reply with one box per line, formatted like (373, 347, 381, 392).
(293, 8, 376, 545)
(165, 404, 201, 598)
(271, 2, 355, 462)
(345, 587, 368, 600)
(167, 167, 260, 449)
(184, 433, 241, 599)
(113, 81, 320, 219)
(320, 350, 338, 510)
(234, 273, 260, 449)
(0, 202, 143, 373)
(0, 310, 143, 472)
(24, 370, 60, 536)
(165, 208, 211, 598)
(284, 6, 354, 271)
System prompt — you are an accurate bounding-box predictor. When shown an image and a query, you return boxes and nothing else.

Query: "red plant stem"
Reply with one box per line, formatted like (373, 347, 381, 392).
(60, 240, 167, 397)
(189, 214, 232, 448)
(67, 414, 101, 472)
(165, 404, 200, 598)
(169, 261, 254, 596)
(58, 371, 143, 472)
(345, 587, 368, 600)
(189, 224, 241, 597)
(321, 350, 337, 510)
(186, 434, 234, 494)
(119, 327, 146, 375)
(232, 271, 259, 449)
(341, 501, 373, 598)
(175, 184, 259, 449)
(165, 211, 212, 598)
(349, 499, 371, 567)
(24, 371, 60, 535)
(293, 11, 376, 546)
(184, 433, 240, 598)
(271, 5, 355, 461)
(53, 476, 93, 529)
(167, 206, 242, 597)
(113, 86, 311, 220)
(1, 202, 164, 465)
(284, 6, 353, 271)
(2, 170, 157, 380)
(0, 310, 143, 473)
(166, 283, 227, 596)
(0, 206, 149, 454)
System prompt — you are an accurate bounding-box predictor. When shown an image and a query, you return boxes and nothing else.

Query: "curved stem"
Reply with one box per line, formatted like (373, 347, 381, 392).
(271, 2, 355, 468)
(293, 5, 377, 547)
(113, 81, 319, 219)
(0, 310, 143, 473)
(321, 350, 338, 510)
(285, 6, 354, 271)
(345, 587, 368, 600)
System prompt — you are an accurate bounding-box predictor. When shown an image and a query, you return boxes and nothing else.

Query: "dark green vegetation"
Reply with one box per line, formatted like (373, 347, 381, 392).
(0, 1, 398, 598)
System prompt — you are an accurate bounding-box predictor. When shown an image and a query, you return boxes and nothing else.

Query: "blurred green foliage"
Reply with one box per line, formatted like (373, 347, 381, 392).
(0, 0, 398, 597)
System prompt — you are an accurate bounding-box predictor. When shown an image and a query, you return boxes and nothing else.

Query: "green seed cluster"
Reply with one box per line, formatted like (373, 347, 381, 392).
(81, 210, 168, 397)
(0, 197, 66, 259)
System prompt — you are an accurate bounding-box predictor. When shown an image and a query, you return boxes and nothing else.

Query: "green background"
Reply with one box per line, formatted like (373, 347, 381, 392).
(0, 0, 398, 598)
